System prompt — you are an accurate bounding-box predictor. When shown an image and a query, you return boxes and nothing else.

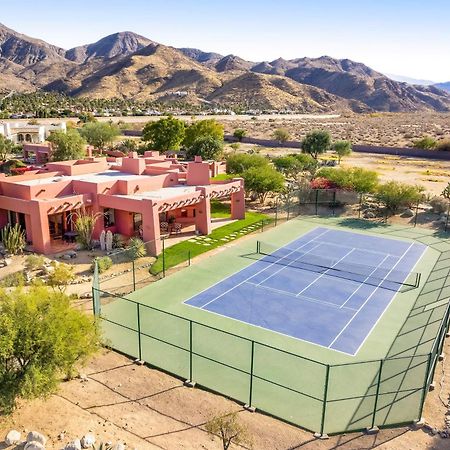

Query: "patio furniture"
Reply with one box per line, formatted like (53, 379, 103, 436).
(173, 223, 182, 234)
(63, 231, 78, 243)
(160, 221, 169, 233)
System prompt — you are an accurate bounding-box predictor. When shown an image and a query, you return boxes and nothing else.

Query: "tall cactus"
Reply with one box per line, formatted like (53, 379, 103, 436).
(100, 230, 106, 251)
(1, 223, 26, 255)
(105, 230, 113, 252)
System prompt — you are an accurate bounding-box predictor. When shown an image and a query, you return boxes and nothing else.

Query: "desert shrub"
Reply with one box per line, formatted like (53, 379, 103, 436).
(375, 181, 424, 213)
(436, 140, 450, 152)
(273, 128, 290, 143)
(310, 177, 337, 190)
(1, 224, 26, 255)
(47, 262, 76, 293)
(429, 196, 448, 214)
(205, 411, 252, 450)
(25, 254, 46, 271)
(127, 237, 147, 260)
(233, 129, 247, 141)
(112, 233, 125, 249)
(91, 256, 113, 274)
(315, 167, 379, 193)
(0, 271, 26, 288)
(413, 136, 437, 149)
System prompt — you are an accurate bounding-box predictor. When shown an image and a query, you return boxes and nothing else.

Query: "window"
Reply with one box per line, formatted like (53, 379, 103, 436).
(104, 208, 115, 227)
(181, 209, 188, 218)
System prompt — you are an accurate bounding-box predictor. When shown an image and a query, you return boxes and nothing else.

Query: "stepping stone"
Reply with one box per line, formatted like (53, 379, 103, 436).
(188, 239, 197, 243)
(203, 243, 211, 246)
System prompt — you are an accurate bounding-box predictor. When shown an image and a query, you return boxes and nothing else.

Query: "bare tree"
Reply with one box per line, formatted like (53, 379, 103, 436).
(205, 411, 252, 450)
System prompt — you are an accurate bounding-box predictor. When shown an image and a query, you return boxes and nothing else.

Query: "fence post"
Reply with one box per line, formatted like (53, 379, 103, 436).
(315, 190, 319, 216)
(445, 202, 450, 232)
(371, 359, 384, 429)
(188, 250, 191, 267)
(136, 302, 142, 361)
(275, 198, 278, 226)
(287, 200, 291, 221)
(414, 199, 420, 227)
(419, 353, 433, 418)
(261, 219, 264, 232)
(358, 193, 363, 219)
(132, 259, 136, 291)
(189, 321, 193, 382)
(332, 190, 336, 217)
(320, 365, 330, 436)
(162, 237, 166, 278)
(248, 341, 255, 408)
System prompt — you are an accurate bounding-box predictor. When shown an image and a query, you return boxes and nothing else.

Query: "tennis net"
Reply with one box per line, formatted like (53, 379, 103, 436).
(256, 241, 421, 290)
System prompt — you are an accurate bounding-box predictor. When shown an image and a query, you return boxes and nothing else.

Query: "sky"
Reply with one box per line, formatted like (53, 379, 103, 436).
(1, 0, 449, 82)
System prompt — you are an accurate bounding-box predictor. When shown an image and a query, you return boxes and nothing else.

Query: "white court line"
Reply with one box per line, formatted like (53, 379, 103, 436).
(244, 281, 358, 311)
(339, 254, 391, 309)
(295, 248, 355, 297)
(199, 229, 331, 309)
(327, 242, 415, 349)
(256, 242, 322, 286)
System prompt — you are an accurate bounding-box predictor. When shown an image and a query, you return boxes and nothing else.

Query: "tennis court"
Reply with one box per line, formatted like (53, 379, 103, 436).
(185, 227, 426, 355)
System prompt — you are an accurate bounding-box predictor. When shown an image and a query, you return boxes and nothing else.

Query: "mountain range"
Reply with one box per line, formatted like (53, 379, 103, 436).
(1, 22, 449, 113)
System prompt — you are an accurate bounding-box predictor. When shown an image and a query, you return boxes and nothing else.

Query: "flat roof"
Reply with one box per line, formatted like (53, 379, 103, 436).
(14, 170, 150, 186)
(117, 185, 199, 201)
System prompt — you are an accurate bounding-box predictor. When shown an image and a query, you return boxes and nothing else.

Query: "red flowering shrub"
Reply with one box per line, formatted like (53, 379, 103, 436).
(310, 177, 337, 190)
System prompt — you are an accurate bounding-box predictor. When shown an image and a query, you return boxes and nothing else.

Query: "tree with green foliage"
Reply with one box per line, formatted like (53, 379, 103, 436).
(226, 153, 269, 175)
(48, 129, 86, 161)
(183, 119, 224, 150)
(375, 181, 424, 213)
(333, 140, 352, 163)
(142, 116, 186, 152)
(273, 128, 290, 143)
(302, 130, 331, 159)
(0, 134, 15, 160)
(413, 136, 437, 150)
(205, 411, 253, 450)
(243, 165, 285, 203)
(79, 122, 120, 150)
(315, 167, 379, 193)
(233, 129, 247, 142)
(0, 285, 100, 414)
(272, 153, 318, 178)
(185, 136, 224, 161)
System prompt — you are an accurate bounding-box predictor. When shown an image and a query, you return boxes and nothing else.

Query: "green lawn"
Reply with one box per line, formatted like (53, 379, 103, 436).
(210, 173, 234, 181)
(210, 200, 231, 218)
(151, 211, 269, 274)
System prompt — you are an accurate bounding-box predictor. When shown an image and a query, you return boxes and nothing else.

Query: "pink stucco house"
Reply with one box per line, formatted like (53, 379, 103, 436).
(0, 152, 245, 255)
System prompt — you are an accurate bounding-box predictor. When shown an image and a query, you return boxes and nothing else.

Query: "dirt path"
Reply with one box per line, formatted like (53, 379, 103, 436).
(1, 337, 450, 450)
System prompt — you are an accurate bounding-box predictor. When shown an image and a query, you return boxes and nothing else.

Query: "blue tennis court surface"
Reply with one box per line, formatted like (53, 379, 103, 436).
(185, 227, 426, 355)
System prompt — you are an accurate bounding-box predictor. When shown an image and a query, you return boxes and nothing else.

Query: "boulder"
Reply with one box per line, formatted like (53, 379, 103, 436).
(363, 211, 376, 219)
(63, 254, 73, 260)
(401, 208, 414, 218)
(111, 443, 126, 450)
(24, 442, 45, 450)
(5, 430, 21, 446)
(64, 439, 82, 450)
(81, 433, 95, 448)
(26, 432, 46, 446)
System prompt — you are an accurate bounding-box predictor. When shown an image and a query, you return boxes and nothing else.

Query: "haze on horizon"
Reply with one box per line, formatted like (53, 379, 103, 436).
(1, 0, 449, 82)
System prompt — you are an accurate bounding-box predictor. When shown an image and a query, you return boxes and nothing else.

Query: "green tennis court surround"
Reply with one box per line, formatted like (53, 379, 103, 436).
(92, 216, 450, 435)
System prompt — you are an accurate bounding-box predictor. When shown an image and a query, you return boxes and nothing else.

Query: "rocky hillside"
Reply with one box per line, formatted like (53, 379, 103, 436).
(1, 23, 449, 113)
(435, 82, 450, 93)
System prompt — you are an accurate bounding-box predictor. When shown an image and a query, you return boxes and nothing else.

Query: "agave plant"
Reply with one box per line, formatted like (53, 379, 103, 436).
(127, 237, 147, 260)
(68, 208, 104, 250)
(92, 443, 113, 450)
(1, 223, 26, 255)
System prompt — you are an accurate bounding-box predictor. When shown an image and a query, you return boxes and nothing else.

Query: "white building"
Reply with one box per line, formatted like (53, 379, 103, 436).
(0, 122, 67, 144)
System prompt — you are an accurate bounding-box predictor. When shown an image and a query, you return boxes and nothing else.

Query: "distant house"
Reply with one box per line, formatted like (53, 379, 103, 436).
(0, 151, 244, 255)
(0, 121, 67, 144)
